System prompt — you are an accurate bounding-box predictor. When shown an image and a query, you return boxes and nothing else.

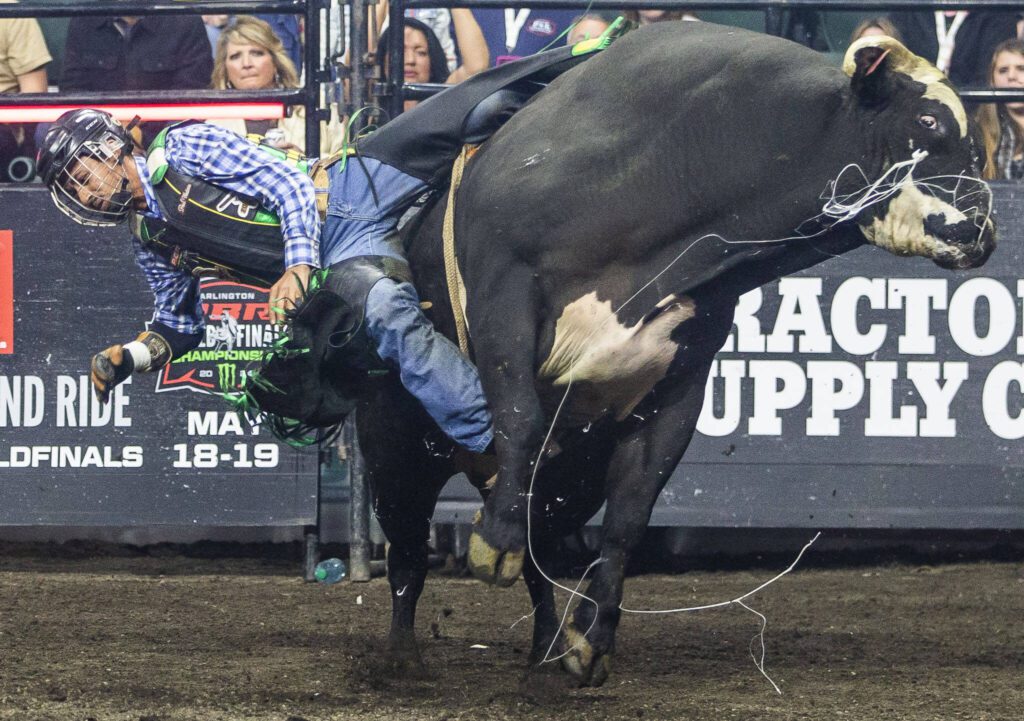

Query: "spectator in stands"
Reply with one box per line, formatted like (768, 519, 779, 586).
(623, 10, 699, 27)
(373, 8, 491, 77)
(849, 17, 903, 44)
(566, 13, 616, 45)
(377, 13, 489, 111)
(472, 8, 579, 65)
(396, 8, 459, 75)
(61, 15, 213, 145)
(887, 10, 1017, 87)
(976, 39, 1024, 180)
(210, 16, 341, 156)
(210, 17, 300, 140)
(203, 15, 231, 54)
(0, 17, 50, 182)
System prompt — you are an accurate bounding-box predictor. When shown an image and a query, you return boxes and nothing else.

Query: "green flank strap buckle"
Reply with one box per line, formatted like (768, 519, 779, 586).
(571, 15, 627, 57)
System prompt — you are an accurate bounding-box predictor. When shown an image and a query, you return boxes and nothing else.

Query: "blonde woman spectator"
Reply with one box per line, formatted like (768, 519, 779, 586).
(977, 38, 1024, 180)
(849, 17, 902, 44)
(210, 16, 341, 156)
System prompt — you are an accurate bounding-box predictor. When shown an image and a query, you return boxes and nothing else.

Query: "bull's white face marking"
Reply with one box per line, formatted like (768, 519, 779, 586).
(538, 291, 696, 422)
(843, 36, 968, 138)
(860, 175, 967, 261)
(918, 70, 967, 139)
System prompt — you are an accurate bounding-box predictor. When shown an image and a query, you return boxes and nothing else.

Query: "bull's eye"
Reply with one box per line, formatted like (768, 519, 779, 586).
(918, 114, 939, 130)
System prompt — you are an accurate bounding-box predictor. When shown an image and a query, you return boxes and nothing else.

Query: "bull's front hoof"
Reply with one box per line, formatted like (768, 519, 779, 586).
(561, 626, 612, 687)
(385, 631, 428, 678)
(467, 529, 524, 586)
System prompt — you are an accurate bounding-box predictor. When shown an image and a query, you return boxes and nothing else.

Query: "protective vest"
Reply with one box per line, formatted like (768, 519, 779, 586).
(134, 123, 333, 286)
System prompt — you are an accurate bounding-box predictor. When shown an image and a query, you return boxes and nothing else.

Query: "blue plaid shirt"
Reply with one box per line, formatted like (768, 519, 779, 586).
(131, 123, 320, 335)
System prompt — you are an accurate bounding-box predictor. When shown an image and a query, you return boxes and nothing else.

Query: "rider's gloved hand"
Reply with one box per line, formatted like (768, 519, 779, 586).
(90, 345, 133, 403)
(90, 331, 172, 404)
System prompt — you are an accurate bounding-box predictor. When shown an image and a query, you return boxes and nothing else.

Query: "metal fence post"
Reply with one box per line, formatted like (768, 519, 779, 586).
(387, 0, 406, 120)
(345, 414, 373, 581)
(305, 0, 326, 154)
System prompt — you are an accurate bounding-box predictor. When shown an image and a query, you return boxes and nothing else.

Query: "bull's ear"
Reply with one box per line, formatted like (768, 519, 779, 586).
(845, 39, 895, 106)
(843, 36, 929, 107)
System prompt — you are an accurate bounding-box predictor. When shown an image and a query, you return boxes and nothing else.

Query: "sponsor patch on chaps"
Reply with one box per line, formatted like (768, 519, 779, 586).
(177, 182, 192, 215)
(155, 279, 275, 394)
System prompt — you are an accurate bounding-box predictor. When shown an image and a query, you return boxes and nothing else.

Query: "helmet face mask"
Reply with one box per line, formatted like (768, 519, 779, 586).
(37, 110, 136, 227)
(51, 135, 134, 226)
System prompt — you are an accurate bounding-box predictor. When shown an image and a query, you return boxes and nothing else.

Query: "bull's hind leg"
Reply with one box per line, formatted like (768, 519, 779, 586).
(562, 307, 733, 686)
(521, 542, 562, 668)
(357, 392, 454, 674)
(561, 376, 709, 685)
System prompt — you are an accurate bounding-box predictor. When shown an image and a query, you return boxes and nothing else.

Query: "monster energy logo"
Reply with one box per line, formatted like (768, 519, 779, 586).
(217, 363, 238, 391)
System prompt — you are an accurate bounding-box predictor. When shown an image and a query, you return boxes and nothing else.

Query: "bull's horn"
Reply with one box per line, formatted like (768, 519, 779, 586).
(843, 35, 966, 138)
(843, 36, 942, 84)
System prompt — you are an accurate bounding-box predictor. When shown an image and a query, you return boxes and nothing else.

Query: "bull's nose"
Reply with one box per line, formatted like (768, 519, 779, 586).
(970, 218, 997, 267)
(923, 214, 978, 246)
(937, 217, 996, 270)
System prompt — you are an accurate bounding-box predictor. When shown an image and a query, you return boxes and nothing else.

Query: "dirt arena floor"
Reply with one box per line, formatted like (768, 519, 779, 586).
(1, 543, 1021, 721)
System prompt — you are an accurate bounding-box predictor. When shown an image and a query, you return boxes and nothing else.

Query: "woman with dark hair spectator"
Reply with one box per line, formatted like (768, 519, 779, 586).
(377, 12, 489, 111)
(976, 38, 1024, 180)
(849, 17, 902, 44)
(383, 17, 450, 84)
(210, 16, 341, 155)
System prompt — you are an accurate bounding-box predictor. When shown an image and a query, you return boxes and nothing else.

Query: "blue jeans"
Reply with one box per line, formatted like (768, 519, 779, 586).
(322, 157, 494, 453)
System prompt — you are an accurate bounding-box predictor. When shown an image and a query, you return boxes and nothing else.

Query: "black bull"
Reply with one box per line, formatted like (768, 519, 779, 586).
(353, 23, 996, 686)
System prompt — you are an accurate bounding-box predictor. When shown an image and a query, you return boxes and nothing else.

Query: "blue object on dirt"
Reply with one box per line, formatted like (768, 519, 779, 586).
(314, 558, 347, 585)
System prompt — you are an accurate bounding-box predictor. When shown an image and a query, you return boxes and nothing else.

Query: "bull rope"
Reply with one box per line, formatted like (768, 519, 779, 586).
(443, 145, 473, 355)
(513, 152, 994, 690)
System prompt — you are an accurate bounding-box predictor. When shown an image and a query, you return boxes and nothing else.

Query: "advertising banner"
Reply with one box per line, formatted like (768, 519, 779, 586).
(0, 189, 317, 526)
(665, 186, 1024, 528)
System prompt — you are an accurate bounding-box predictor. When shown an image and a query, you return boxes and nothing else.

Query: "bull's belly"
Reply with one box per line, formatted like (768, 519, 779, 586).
(536, 291, 696, 425)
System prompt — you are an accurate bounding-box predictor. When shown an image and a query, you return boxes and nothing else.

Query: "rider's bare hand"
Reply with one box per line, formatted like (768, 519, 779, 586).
(268, 264, 313, 325)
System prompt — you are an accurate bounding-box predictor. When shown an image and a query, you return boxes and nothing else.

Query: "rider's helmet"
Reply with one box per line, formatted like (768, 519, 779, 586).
(36, 109, 137, 226)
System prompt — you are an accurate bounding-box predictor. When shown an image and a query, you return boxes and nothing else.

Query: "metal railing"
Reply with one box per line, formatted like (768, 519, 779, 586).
(375, 0, 1024, 116)
(0, 0, 329, 154)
